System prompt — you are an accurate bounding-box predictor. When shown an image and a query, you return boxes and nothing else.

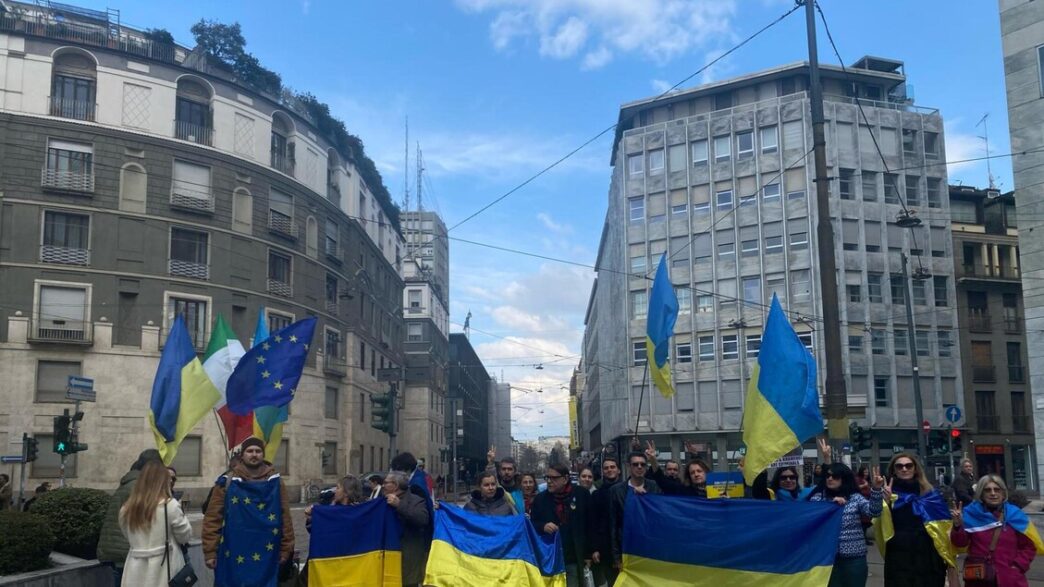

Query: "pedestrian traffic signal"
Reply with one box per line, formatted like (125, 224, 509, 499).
(24, 435, 39, 463)
(370, 393, 392, 433)
(53, 414, 72, 454)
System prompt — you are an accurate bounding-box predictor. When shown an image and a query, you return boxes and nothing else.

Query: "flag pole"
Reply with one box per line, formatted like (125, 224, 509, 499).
(633, 361, 649, 448)
(211, 409, 231, 459)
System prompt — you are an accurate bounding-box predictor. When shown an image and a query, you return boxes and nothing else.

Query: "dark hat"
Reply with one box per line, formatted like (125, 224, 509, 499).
(241, 437, 266, 452)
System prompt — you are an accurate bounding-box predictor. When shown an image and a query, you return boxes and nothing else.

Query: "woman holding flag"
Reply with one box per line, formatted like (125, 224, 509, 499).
(950, 475, 1042, 586)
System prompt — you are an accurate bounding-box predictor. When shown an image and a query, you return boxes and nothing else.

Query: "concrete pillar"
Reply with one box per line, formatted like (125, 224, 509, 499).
(716, 434, 729, 470)
(670, 435, 681, 462)
(142, 322, 160, 352)
(93, 319, 112, 349)
(7, 313, 28, 343)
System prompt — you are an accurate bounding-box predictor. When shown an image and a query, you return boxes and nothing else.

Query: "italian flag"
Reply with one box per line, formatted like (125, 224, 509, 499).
(203, 315, 251, 449)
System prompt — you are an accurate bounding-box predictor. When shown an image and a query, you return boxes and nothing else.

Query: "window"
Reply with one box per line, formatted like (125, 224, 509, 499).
(736, 131, 754, 158)
(44, 139, 93, 192)
(976, 391, 998, 432)
(359, 392, 366, 422)
(698, 336, 715, 360)
(325, 386, 339, 419)
(408, 289, 422, 309)
(789, 230, 808, 250)
(271, 112, 294, 174)
(741, 239, 759, 257)
(170, 160, 212, 211)
(884, 174, 900, 204)
(677, 341, 693, 364)
(739, 194, 756, 208)
(693, 234, 712, 264)
(916, 330, 930, 357)
(848, 335, 864, 353)
(169, 227, 209, 280)
(1013, 392, 1029, 432)
(677, 288, 692, 313)
(766, 275, 785, 306)
(890, 274, 905, 304)
(764, 235, 783, 254)
(762, 183, 781, 200)
(671, 204, 687, 216)
(862, 171, 878, 202)
(170, 436, 202, 476)
(269, 188, 294, 236)
(716, 190, 733, 210)
(325, 328, 341, 362)
(323, 442, 338, 475)
(874, 377, 889, 407)
(168, 295, 207, 350)
(1008, 342, 1024, 383)
(847, 284, 862, 303)
(894, 329, 909, 356)
(746, 334, 761, 358)
(937, 330, 952, 357)
(35, 360, 81, 403)
(839, 169, 855, 200)
(648, 149, 665, 172)
(629, 197, 645, 222)
(630, 255, 647, 275)
(742, 277, 761, 305)
(911, 279, 927, 306)
(175, 79, 212, 145)
(33, 434, 76, 477)
(232, 188, 252, 232)
(668, 144, 686, 171)
(714, 136, 731, 162)
(268, 250, 292, 297)
(783, 120, 803, 150)
(787, 189, 806, 200)
(268, 310, 293, 333)
(407, 323, 423, 342)
(1039, 46, 1044, 97)
(33, 283, 89, 343)
(693, 201, 710, 216)
(871, 329, 886, 355)
(926, 178, 942, 208)
(325, 223, 339, 258)
(902, 129, 917, 156)
(696, 293, 713, 313)
(691, 140, 708, 164)
(717, 242, 735, 259)
(722, 335, 739, 360)
(633, 341, 647, 365)
(798, 332, 813, 354)
(631, 291, 648, 319)
(41, 211, 89, 265)
(905, 176, 921, 207)
(628, 154, 643, 176)
(760, 126, 778, 153)
(51, 53, 96, 121)
(867, 273, 884, 303)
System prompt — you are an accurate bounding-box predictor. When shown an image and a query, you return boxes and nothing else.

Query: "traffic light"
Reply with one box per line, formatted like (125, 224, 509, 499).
(24, 435, 39, 463)
(951, 428, 963, 454)
(850, 422, 872, 452)
(53, 414, 72, 454)
(371, 393, 392, 433)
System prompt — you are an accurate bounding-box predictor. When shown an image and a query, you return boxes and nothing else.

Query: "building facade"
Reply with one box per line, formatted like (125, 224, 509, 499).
(0, 2, 404, 500)
(488, 379, 512, 461)
(582, 57, 963, 471)
(949, 185, 1035, 491)
(448, 333, 491, 483)
(999, 0, 1044, 494)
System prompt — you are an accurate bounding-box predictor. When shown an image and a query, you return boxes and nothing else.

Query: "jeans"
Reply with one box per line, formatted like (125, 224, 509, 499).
(565, 563, 580, 587)
(101, 562, 123, 587)
(829, 555, 868, 587)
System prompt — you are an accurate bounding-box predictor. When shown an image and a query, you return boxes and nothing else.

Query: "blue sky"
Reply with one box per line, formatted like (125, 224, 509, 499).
(87, 0, 1012, 440)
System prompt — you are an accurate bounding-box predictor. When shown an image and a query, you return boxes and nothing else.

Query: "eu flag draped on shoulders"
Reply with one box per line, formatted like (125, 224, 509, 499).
(308, 499, 403, 587)
(741, 294, 823, 485)
(150, 315, 222, 464)
(226, 317, 317, 415)
(424, 502, 565, 587)
(617, 494, 842, 586)
(646, 254, 679, 398)
(215, 474, 283, 587)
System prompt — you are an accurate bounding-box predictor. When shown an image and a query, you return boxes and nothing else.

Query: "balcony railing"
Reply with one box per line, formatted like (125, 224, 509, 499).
(325, 300, 338, 314)
(1013, 414, 1032, 434)
(40, 244, 89, 266)
(1009, 365, 1026, 383)
(28, 319, 92, 345)
(407, 305, 426, 314)
(0, 13, 177, 64)
(48, 97, 96, 121)
(271, 151, 295, 176)
(972, 365, 996, 383)
(173, 120, 214, 146)
(169, 259, 210, 280)
(977, 415, 1000, 433)
(957, 263, 1021, 281)
(324, 240, 339, 260)
(268, 212, 298, 239)
(160, 327, 206, 352)
(824, 94, 939, 115)
(1004, 316, 1023, 334)
(170, 190, 215, 213)
(267, 279, 292, 298)
(323, 354, 347, 376)
(41, 168, 93, 193)
(967, 312, 992, 332)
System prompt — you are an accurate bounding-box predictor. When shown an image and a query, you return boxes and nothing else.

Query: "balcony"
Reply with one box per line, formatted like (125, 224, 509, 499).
(977, 415, 1000, 433)
(406, 305, 426, 315)
(268, 212, 298, 239)
(28, 319, 92, 345)
(0, 12, 177, 64)
(41, 168, 93, 193)
(967, 311, 992, 333)
(267, 279, 292, 298)
(972, 365, 996, 383)
(160, 327, 206, 352)
(323, 354, 347, 377)
(40, 244, 89, 266)
(271, 151, 295, 176)
(48, 97, 96, 121)
(1013, 414, 1032, 434)
(957, 263, 1021, 281)
(170, 189, 215, 213)
(325, 299, 338, 314)
(1009, 365, 1026, 384)
(173, 120, 214, 147)
(169, 259, 210, 280)
(1004, 316, 1023, 334)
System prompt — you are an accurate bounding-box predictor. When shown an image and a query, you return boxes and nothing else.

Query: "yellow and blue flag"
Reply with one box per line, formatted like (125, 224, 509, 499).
(646, 254, 679, 398)
(961, 500, 1044, 553)
(874, 490, 956, 567)
(226, 317, 316, 415)
(308, 499, 403, 586)
(618, 494, 842, 586)
(424, 503, 565, 587)
(215, 475, 283, 587)
(741, 294, 822, 485)
(149, 315, 221, 464)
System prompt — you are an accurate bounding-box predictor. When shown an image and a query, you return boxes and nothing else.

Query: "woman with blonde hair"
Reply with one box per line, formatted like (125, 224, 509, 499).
(118, 460, 193, 587)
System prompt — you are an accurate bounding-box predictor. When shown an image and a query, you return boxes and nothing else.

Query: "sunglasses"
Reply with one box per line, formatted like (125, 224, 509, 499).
(826, 473, 841, 479)
(894, 462, 915, 471)
(983, 487, 1004, 494)
(779, 475, 797, 481)
(630, 462, 647, 468)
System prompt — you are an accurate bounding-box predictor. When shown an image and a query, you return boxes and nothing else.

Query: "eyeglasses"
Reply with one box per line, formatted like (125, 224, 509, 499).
(983, 487, 1004, 494)
(779, 475, 797, 481)
(630, 462, 647, 468)
(544, 475, 564, 481)
(894, 462, 915, 471)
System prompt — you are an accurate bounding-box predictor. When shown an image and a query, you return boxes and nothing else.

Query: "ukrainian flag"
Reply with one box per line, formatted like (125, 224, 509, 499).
(874, 490, 956, 567)
(308, 499, 402, 586)
(424, 503, 565, 587)
(149, 316, 222, 465)
(961, 501, 1044, 553)
(618, 494, 841, 586)
(646, 254, 679, 398)
(741, 294, 823, 485)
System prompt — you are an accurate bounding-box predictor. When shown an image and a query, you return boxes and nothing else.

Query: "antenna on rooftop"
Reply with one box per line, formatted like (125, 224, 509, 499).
(402, 115, 410, 211)
(976, 113, 996, 190)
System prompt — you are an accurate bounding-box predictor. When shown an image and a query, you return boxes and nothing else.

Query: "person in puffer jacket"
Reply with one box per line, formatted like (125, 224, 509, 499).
(464, 472, 517, 516)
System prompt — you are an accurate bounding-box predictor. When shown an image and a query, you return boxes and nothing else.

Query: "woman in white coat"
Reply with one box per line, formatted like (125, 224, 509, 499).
(118, 460, 193, 587)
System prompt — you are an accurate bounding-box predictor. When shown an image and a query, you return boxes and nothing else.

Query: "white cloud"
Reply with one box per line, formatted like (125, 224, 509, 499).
(536, 212, 572, 234)
(651, 79, 675, 94)
(458, 0, 737, 69)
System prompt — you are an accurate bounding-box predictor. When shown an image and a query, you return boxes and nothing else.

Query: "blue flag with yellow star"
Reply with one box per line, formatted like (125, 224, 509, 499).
(215, 475, 283, 587)
(226, 317, 316, 415)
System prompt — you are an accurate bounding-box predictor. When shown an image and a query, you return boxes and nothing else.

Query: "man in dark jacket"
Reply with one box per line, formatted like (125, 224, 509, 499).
(591, 456, 621, 586)
(96, 449, 162, 586)
(383, 471, 431, 586)
(531, 463, 593, 585)
(610, 451, 661, 568)
(952, 458, 976, 506)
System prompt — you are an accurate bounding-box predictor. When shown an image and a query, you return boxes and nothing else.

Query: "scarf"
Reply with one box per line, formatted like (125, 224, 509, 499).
(961, 501, 1044, 553)
(552, 482, 573, 525)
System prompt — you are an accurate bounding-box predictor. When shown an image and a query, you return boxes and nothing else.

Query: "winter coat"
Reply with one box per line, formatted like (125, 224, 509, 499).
(97, 469, 140, 567)
(118, 499, 192, 587)
(589, 477, 619, 561)
(531, 486, 594, 565)
(464, 487, 517, 516)
(951, 512, 1037, 587)
(952, 472, 976, 506)
(394, 489, 432, 585)
(649, 467, 706, 498)
(0, 482, 11, 510)
(609, 479, 661, 564)
(201, 462, 294, 563)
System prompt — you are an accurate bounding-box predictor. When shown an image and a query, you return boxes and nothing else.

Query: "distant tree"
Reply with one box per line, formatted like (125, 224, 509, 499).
(144, 28, 175, 45)
(190, 20, 281, 96)
(518, 445, 539, 473)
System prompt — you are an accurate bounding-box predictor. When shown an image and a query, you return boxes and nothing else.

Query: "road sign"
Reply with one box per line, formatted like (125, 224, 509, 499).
(376, 368, 400, 382)
(922, 420, 931, 433)
(841, 442, 852, 454)
(1, 455, 25, 464)
(66, 375, 96, 402)
(945, 405, 962, 424)
(892, 445, 905, 454)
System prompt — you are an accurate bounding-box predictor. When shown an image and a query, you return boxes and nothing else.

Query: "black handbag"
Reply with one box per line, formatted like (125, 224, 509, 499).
(164, 500, 199, 587)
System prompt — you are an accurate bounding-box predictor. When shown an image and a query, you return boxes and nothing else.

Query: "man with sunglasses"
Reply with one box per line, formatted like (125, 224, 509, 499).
(531, 464, 593, 587)
(609, 451, 661, 570)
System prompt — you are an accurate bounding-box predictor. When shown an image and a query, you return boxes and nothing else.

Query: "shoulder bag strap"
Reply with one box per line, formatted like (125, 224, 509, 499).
(164, 499, 171, 584)
(987, 511, 1004, 555)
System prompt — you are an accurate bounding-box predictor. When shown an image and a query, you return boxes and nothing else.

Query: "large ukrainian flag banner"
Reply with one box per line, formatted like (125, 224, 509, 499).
(646, 254, 679, 398)
(741, 294, 823, 485)
(424, 503, 565, 587)
(618, 494, 842, 586)
(308, 498, 403, 586)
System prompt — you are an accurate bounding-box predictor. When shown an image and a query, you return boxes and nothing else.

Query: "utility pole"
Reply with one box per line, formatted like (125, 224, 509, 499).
(416, 144, 424, 211)
(804, 0, 848, 440)
(388, 382, 399, 456)
(901, 252, 929, 460)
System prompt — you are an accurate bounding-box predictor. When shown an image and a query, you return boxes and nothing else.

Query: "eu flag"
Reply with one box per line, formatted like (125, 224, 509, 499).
(225, 317, 316, 415)
(215, 476, 283, 587)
